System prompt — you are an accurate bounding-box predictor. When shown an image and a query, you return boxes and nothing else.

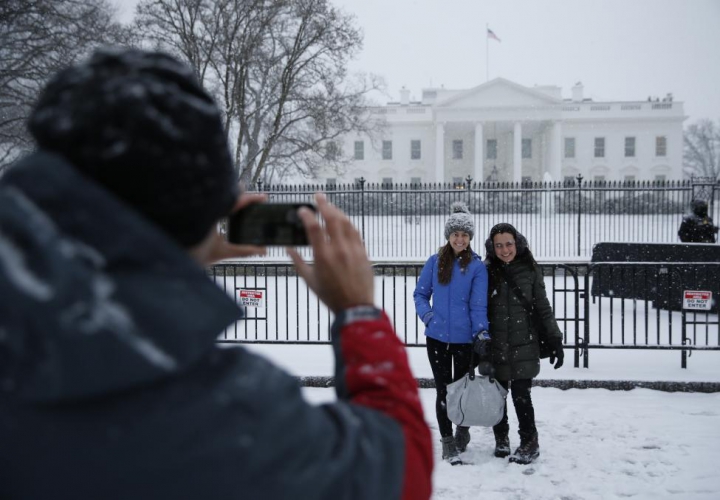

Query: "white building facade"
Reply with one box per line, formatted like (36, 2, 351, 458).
(328, 78, 685, 185)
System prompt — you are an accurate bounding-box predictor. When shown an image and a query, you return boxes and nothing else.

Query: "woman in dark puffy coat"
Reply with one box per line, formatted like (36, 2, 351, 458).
(482, 223, 564, 465)
(414, 202, 489, 465)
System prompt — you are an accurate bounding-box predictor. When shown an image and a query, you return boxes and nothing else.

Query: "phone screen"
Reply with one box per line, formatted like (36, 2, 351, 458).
(227, 203, 315, 246)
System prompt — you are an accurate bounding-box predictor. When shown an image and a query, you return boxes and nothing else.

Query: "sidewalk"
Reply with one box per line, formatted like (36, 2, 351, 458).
(243, 344, 720, 390)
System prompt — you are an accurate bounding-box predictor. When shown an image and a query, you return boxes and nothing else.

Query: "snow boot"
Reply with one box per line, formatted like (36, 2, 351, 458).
(493, 434, 511, 458)
(441, 436, 462, 465)
(509, 433, 539, 465)
(454, 426, 471, 453)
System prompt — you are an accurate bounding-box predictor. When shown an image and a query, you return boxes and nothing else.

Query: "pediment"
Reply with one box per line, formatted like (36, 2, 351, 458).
(437, 78, 560, 108)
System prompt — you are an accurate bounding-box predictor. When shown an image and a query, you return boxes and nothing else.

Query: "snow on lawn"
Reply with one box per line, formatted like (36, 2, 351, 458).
(245, 343, 720, 383)
(242, 342, 719, 499)
(303, 386, 720, 500)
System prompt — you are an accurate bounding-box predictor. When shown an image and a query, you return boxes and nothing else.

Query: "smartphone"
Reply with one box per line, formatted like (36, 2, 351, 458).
(227, 203, 316, 246)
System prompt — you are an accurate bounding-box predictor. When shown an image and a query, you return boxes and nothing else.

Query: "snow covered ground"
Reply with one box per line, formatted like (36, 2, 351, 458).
(245, 212, 715, 261)
(245, 343, 720, 383)
(241, 343, 720, 499)
(304, 386, 720, 500)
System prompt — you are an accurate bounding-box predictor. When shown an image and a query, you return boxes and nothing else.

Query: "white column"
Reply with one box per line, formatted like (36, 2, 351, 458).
(474, 122, 484, 182)
(435, 122, 445, 183)
(551, 121, 563, 180)
(513, 122, 522, 183)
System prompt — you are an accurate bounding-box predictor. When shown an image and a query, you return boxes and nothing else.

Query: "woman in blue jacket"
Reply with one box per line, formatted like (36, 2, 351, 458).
(414, 202, 489, 465)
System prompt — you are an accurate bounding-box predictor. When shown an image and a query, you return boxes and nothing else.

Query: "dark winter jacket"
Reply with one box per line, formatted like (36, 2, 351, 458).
(413, 251, 488, 344)
(678, 200, 718, 243)
(0, 152, 432, 500)
(485, 256, 563, 381)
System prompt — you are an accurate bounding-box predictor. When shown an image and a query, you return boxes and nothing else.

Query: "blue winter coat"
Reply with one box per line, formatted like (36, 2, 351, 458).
(413, 251, 489, 344)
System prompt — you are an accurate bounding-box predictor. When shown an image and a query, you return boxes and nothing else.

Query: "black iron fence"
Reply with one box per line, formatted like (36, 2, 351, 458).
(244, 177, 719, 261)
(210, 262, 720, 369)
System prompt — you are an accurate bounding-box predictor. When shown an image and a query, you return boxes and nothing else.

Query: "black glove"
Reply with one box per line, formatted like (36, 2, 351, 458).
(472, 331, 491, 360)
(549, 340, 564, 369)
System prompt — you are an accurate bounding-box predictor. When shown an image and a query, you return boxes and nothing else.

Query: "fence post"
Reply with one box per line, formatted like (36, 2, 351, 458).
(576, 174, 584, 257)
(359, 177, 366, 243)
(465, 175, 473, 206)
(582, 268, 591, 368)
(681, 307, 689, 369)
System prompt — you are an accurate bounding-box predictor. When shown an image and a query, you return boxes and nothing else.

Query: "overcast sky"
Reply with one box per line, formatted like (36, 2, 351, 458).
(112, 0, 720, 124)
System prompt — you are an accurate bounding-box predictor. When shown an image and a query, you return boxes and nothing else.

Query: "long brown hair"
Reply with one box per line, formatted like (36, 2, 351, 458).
(437, 242, 473, 285)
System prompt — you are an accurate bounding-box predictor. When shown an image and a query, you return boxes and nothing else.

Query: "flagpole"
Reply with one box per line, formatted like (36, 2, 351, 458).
(486, 23, 489, 82)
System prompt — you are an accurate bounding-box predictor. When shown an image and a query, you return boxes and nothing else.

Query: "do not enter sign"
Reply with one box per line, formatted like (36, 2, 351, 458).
(682, 290, 712, 311)
(239, 289, 265, 308)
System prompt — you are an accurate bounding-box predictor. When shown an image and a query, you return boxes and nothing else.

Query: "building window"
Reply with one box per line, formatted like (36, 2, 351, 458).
(624, 175, 636, 183)
(625, 137, 636, 157)
(487, 139, 497, 159)
(410, 177, 422, 188)
(594, 137, 605, 158)
(326, 178, 337, 189)
(354, 141, 364, 160)
(564, 138, 575, 158)
(563, 175, 576, 186)
(452, 140, 463, 159)
(382, 177, 393, 189)
(324, 141, 341, 160)
(655, 174, 666, 182)
(382, 140, 392, 160)
(593, 175, 606, 184)
(452, 176, 463, 188)
(411, 140, 421, 160)
(522, 139, 532, 159)
(656, 136, 667, 157)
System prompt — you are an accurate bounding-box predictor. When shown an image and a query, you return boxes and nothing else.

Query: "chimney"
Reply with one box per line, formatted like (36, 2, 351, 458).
(572, 81, 584, 102)
(400, 86, 410, 105)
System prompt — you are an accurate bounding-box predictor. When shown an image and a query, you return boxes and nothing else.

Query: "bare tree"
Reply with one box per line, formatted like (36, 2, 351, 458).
(684, 118, 720, 180)
(135, 0, 384, 184)
(0, 0, 132, 171)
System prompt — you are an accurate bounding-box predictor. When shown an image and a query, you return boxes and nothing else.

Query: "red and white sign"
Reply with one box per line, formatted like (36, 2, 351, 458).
(239, 289, 265, 308)
(682, 290, 712, 311)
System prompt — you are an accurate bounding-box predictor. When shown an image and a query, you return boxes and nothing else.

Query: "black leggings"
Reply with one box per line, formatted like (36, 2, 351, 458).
(425, 337, 473, 438)
(493, 379, 537, 442)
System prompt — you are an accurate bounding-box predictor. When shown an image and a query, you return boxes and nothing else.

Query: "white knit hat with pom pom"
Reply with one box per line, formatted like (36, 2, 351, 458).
(444, 201, 474, 240)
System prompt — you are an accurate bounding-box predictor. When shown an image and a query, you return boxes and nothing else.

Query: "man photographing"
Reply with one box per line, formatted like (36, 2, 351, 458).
(0, 48, 432, 499)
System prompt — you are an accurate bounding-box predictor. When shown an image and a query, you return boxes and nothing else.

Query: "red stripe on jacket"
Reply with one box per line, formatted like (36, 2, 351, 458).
(340, 313, 433, 500)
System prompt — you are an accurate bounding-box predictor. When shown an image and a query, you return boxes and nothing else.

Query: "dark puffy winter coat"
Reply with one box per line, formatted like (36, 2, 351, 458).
(678, 200, 718, 243)
(413, 251, 489, 344)
(0, 152, 432, 500)
(485, 257, 563, 381)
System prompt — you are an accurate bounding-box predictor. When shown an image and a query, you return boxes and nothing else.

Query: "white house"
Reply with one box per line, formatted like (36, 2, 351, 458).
(326, 78, 685, 185)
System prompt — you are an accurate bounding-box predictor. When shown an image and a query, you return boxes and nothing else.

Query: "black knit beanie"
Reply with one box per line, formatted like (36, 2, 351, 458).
(28, 47, 238, 247)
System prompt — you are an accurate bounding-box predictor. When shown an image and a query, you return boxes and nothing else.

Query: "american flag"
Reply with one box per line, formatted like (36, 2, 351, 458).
(487, 28, 501, 42)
